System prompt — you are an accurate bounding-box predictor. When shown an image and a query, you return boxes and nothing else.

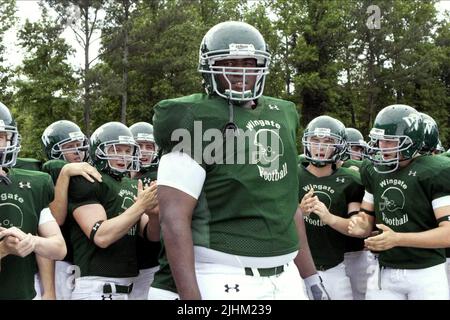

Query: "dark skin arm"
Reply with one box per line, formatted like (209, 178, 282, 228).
(158, 185, 201, 300)
(293, 207, 317, 278)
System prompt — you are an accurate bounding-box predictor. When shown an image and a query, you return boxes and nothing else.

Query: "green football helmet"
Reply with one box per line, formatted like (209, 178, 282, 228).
(344, 128, 367, 161)
(90, 122, 140, 178)
(419, 112, 439, 154)
(41, 120, 88, 162)
(198, 21, 271, 102)
(302, 116, 347, 167)
(129, 122, 158, 168)
(367, 104, 424, 173)
(0, 102, 20, 167)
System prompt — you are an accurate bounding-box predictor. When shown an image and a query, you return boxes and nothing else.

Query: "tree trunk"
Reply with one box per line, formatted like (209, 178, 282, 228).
(83, 3, 91, 136)
(121, 0, 129, 124)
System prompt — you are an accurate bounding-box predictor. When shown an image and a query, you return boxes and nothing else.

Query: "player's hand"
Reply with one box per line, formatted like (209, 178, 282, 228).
(0, 226, 27, 241)
(311, 200, 333, 225)
(63, 162, 102, 183)
(364, 224, 398, 251)
(299, 189, 317, 216)
(1, 233, 36, 258)
(304, 274, 331, 300)
(348, 214, 370, 237)
(135, 180, 158, 212)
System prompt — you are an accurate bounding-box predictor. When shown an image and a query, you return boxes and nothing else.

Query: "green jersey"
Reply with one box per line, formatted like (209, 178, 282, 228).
(360, 156, 450, 269)
(14, 158, 42, 171)
(68, 172, 139, 278)
(298, 164, 364, 269)
(42, 159, 73, 263)
(133, 165, 161, 269)
(0, 169, 54, 300)
(341, 159, 363, 171)
(154, 94, 300, 257)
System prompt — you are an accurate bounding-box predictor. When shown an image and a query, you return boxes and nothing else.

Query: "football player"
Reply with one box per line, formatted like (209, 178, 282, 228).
(0, 102, 66, 300)
(152, 21, 308, 300)
(349, 104, 450, 300)
(128, 122, 161, 300)
(68, 122, 158, 300)
(39, 120, 101, 300)
(299, 116, 364, 299)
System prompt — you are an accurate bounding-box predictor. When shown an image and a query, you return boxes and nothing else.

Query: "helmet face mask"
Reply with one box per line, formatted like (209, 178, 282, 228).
(42, 120, 89, 162)
(302, 116, 347, 167)
(95, 138, 140, 174)
(198, 22, 271, 102)
(91, 122, 141, 178)
(0, 123, 20, 168)
(343, 128, 367, 161)
(51, 134, 89, 163)
(367, 105, 424, 174)
(129, 122, 159, 169)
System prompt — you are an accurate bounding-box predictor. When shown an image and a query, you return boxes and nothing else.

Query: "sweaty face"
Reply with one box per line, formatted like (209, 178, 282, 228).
(61, 140, 85, 163)
(138, 141, 156, 165)
(308, 136, 337, 161)
(106, 144, 133, 171)
(214, 58, 258, 94)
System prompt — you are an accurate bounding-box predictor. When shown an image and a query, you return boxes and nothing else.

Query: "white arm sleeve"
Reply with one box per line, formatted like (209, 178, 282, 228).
(157, 151, 206, 200)
(39, 208, 56, 225)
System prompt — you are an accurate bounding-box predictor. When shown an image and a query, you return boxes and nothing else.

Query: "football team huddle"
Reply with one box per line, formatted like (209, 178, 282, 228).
(1, 21, 450, 301)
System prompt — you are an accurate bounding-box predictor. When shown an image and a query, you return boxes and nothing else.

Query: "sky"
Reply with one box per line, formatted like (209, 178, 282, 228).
(3, 0, 450, 71)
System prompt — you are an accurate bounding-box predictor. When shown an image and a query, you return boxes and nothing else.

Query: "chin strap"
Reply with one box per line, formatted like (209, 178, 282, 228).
(222, 100, 238, 137)
(0, 175, 11, 185)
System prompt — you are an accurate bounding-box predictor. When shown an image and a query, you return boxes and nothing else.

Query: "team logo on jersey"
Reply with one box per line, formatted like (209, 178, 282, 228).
(379, 187, 405, 212)
(224, 284, 240, 293)
(18, 181, 31, 189)
(268, 104, 279, 110)
(336, 177, 345, 183)
(0, 203, 24, 228)
(402, 113, 421, 131)
(253, 129, 288, 182)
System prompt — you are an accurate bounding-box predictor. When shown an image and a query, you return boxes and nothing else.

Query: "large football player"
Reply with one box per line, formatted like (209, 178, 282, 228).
(0, 102, 66, 300)
(39, 120, 101, 300)
(128, 122, 161, 300)
(68, 122, 158, 300)
(299, 116, 364, 299)
(349, 104, 450, 299)
(151, 21, 315, 300)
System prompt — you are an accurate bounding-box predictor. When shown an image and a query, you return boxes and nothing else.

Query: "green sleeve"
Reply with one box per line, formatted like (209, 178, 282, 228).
(153, 100, 195, 157)
(359, 159, 373, 195)
(68, 175, 101, 212)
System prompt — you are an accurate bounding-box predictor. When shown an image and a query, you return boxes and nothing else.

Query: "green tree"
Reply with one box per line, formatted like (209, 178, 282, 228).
(12, 7, 79, 159)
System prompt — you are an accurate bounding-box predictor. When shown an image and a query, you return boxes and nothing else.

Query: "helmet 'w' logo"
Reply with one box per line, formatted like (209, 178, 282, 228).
(423, 120, 434, 135)
(402, 114, 421, 131)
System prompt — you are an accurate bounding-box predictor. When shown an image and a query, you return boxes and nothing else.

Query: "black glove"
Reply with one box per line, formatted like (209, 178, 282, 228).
(304, 274, 331, 300)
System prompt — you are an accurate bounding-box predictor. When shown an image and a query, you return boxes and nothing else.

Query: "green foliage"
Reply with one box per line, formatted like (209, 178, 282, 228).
(5, 0, 450, 157)
(11, 8, 79, 160)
